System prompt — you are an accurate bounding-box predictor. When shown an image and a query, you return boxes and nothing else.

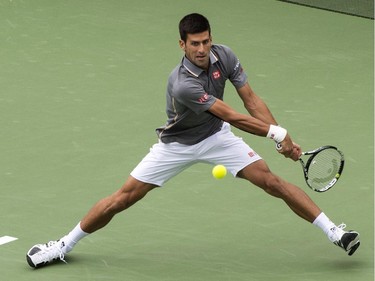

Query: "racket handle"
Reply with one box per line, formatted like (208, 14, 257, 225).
(276, 143, 282, 150)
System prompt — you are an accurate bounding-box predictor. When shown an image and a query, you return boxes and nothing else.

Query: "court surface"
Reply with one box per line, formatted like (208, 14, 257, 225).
(0, 0, 373, 280)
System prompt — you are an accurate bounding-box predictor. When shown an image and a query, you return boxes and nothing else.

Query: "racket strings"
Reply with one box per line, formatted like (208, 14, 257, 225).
(306, 149, 343, 190)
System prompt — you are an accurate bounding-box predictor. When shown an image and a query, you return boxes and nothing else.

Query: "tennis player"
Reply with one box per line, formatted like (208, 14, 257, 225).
(26, 13, 360, 268)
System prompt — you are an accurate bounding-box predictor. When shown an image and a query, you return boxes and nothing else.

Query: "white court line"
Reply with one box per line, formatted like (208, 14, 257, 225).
(0, 236, 18, 245)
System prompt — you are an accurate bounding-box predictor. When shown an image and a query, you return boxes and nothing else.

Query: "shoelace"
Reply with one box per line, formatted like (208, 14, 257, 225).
(45, 241, 67, 264)
(337, 223, 347, 230)
(330, 223, 347, 243)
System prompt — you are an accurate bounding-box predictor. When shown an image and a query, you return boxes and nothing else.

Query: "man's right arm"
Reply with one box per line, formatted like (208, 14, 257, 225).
(208, 98, 300, 160)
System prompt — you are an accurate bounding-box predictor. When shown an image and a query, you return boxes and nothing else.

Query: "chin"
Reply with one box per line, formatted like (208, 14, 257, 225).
(195, 61, 208, 69)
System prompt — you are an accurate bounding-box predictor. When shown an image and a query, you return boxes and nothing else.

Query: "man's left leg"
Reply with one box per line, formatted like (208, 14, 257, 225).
(237, 160, 360, 256)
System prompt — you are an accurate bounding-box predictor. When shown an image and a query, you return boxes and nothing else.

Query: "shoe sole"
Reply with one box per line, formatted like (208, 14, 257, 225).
(346, 233, 360, 256)
(26, 254, 36, 268)
(348, 241, 360, 256)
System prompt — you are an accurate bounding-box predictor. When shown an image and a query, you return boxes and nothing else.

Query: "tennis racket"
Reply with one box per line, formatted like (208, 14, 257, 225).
(299, 145, 345, 192)
(277, 144, 345, 192)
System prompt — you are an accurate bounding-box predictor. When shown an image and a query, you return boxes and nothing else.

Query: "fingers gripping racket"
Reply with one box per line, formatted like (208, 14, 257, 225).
(299, 145, 345, 192)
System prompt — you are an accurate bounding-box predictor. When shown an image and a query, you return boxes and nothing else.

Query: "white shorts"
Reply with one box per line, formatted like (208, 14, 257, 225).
(131, 122, 262, 186)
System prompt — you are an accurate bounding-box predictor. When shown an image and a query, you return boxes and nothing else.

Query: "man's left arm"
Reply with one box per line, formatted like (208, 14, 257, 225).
(236, 82, 301, 160)
(236, 82, 278, 125)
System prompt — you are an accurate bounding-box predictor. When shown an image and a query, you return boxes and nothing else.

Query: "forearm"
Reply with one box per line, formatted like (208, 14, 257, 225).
(208, 98, 270, 136)
(209, 98, 299, 160)
(235, 83, 300, 160)
(237, 83, 278, 125)
(228, 113, 270, 137)
(244, 96, 278, 126)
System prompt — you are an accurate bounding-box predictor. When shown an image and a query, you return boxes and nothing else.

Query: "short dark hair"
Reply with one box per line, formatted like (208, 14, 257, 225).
(179, 13, 211, 42)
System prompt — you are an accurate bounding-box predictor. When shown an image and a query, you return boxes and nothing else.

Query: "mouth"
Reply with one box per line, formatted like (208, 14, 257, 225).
(196, 55, 206, 61)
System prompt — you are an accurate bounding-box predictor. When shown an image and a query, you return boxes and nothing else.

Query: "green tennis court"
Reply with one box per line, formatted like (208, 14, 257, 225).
(1, 0, 373, 280)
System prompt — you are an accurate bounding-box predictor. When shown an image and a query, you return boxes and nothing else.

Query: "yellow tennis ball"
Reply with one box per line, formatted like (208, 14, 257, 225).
(212, 165, 227, 179)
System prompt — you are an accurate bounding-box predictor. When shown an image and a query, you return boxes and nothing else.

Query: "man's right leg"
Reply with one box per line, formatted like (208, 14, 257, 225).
(80, 176, 157, 233)
(26, 176, 156, 268)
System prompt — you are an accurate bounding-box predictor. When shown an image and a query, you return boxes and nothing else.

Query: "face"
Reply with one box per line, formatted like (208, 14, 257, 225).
(179, 31, 212, 70)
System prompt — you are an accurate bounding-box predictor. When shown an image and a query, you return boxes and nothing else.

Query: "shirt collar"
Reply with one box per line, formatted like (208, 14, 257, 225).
(182, 50, 219, 77)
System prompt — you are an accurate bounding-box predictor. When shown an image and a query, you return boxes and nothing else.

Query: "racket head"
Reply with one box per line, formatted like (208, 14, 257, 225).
(300, 146, 344, 192)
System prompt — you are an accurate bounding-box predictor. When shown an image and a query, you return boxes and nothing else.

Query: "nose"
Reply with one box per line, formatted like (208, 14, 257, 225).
(197, 43, 205, 53)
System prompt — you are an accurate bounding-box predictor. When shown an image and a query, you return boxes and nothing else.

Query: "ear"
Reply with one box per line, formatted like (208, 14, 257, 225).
(179, 39, 186, 51)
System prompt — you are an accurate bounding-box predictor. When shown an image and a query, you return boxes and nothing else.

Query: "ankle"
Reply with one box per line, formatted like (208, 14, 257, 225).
(60, 222, 89, 254)
(327, 224, 346, 242)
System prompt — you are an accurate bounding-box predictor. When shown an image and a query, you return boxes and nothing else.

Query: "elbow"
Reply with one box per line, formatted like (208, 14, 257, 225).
(223, 113, 249, 128)
(221, 112, 241, 124)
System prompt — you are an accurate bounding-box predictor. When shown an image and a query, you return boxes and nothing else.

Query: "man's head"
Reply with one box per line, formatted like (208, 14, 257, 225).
(179, 13, 212, 70)
(179, 13, 211, 42)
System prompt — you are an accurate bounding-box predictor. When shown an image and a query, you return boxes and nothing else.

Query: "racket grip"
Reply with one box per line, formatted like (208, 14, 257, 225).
(276, 143, 282, 150)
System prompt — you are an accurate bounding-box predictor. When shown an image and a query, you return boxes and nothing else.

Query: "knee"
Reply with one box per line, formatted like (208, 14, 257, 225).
(111, 194, 130, 213)
(103, 194, 129, 216)
(110, 190, 143, 213)
(261, 174, 286, 198)
(105, 182, 155, 214)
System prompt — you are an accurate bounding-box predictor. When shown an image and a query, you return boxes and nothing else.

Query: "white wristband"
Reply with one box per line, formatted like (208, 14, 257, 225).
(267, 125, 287, 143)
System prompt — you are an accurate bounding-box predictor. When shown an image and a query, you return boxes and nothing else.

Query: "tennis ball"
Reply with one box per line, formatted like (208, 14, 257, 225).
(212, 165, 227, 179)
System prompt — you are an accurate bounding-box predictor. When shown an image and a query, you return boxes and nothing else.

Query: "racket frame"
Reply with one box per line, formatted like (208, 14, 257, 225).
(299, 145, 345, 192)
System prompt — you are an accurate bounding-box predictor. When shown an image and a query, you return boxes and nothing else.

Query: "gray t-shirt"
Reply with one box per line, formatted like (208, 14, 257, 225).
(156, 44, 248, 145)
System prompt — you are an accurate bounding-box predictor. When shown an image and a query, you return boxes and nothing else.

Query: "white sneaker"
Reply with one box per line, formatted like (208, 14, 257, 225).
(331, 224, 360, 256)
(26, 240, 66, 268)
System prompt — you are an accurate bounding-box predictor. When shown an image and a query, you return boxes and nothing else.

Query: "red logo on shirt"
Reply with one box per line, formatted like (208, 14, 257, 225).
(198, 93, 209, 103)
(212, 70, 221, 79)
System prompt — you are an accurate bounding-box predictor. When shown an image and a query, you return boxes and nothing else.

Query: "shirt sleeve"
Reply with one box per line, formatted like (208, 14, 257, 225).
(222, 45, 248, 89)
(173, 79, 216, 115)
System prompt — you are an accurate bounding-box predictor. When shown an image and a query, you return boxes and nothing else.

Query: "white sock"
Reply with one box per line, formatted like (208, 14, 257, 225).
(312, 212, 342, 242)
(61, 222, 89, 254)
